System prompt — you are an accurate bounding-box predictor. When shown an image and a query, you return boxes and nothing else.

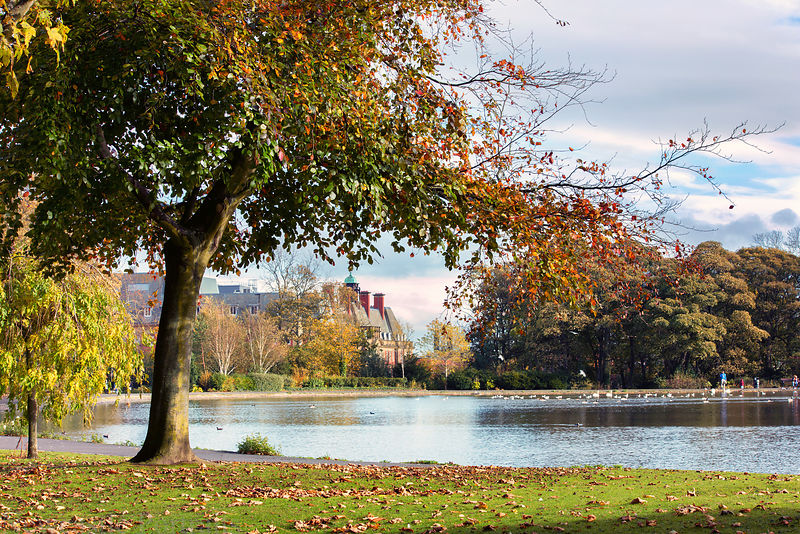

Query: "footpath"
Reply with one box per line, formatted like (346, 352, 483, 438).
(0, 435, 423, 467)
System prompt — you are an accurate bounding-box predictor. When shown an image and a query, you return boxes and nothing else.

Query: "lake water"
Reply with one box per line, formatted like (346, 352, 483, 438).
(59, 391, 800, 473)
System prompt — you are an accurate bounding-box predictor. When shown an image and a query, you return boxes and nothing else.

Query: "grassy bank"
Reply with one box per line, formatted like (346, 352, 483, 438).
(1, 451, 798, 533)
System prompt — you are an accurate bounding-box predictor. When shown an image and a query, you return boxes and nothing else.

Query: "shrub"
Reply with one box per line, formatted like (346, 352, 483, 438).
(209, 372, 227, 391)
(494, 371, 528, 390)
(546, 376, 568, 390)
(233, 373, 255, 391)
(249, 373, 285, 391)
(489, 370, 572, 390)
(220, 376, 236, 391)
(197, 371, 214, 391)
(447, 370, 474, 390)
(237, 433, 280, 456)
(304, 376, 325, 388)
(301, 376, 408, 388)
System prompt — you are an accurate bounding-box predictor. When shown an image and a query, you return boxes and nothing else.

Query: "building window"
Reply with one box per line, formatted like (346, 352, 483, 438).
(143, 307, 152, 318)
(230, 306, 237, 316)
(129, 283, 150, 292)
(250, 306, 258, 314)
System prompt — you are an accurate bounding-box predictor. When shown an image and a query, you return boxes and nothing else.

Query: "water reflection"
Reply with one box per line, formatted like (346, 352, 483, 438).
(59, 392, 800, 473)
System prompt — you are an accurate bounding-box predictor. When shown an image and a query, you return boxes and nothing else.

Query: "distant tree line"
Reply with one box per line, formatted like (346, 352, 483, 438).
(466, 241, 800, 389)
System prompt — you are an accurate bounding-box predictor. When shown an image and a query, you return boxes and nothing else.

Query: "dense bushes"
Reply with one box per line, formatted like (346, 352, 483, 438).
(301, 376, 408, 388)
(249, 373, 285, 391)
(190, 368, 584, 392)
(192, 372, 409, 391)
(443, 368, 573, 390)
(194, 372, 288, 392)
(656, 372, 712, 390)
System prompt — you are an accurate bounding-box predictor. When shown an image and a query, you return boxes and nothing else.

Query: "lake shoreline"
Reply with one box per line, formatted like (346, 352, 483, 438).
(95, 386, 794, 404)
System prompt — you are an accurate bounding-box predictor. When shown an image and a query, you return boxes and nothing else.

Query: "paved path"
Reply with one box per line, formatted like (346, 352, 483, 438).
(0, 436, 426, 467)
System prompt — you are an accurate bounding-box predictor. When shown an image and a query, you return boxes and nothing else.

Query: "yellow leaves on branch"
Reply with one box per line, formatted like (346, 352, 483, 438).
(2, 1, 70, 96)
(0, 257, 144, 426)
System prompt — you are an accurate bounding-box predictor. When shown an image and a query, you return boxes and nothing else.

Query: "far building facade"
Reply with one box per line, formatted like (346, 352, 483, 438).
(343, 273, 412, 371)
(119, 272, 412, 372)
(119, 273, 279, 328)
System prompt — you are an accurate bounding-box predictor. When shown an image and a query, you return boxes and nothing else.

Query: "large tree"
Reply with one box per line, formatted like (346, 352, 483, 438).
(0, 0, 760, 463)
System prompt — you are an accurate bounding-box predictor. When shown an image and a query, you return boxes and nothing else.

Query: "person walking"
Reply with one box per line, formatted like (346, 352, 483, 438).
(720, 371, 727, 388)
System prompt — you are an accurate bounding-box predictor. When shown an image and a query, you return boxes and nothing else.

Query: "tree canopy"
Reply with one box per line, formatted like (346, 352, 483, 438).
(0, 0, 763, 463)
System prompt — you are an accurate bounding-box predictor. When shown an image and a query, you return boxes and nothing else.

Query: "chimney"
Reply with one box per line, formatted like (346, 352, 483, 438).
(374, 293, 385, 319)
(359, 291, 371, 315)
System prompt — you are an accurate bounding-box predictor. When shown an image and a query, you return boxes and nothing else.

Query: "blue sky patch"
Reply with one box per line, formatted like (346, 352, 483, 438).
(782, 136, 800, 147)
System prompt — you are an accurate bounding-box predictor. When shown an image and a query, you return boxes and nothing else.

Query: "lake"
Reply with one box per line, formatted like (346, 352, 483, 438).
(59, 390, 800, 473)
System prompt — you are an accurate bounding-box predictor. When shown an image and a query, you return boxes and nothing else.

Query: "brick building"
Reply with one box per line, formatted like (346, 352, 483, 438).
(343, 274, 412, 370)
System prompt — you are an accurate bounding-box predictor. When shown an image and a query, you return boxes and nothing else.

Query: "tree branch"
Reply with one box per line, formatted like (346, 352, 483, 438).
(94, 123, 189, 244)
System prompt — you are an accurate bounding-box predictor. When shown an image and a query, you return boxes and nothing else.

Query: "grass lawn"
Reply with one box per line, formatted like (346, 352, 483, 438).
(0, 450, 798, 533)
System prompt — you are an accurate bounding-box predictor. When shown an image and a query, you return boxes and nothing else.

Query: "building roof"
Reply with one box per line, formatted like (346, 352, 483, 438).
(344, 273, 357, 285)
(199, 277, 219, 295)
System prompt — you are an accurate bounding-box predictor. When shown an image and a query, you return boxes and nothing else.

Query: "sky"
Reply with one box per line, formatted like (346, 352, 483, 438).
(238, 0, 800, 338)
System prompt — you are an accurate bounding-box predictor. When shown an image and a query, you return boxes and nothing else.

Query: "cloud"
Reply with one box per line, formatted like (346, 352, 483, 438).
(771, 208, 799, 226)
(672, 212, 768, 250)
(485, 0, 800, 182)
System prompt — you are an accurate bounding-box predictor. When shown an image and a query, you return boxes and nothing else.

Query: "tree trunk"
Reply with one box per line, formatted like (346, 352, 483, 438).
(132, 239, 205, 464)
(626, 336, 636, 388)
(596, 326, 610, 388)
(27, 393, 38, 460)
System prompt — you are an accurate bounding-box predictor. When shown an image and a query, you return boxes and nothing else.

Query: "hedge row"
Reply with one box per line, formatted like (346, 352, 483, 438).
(301, 376, 408, 389)
(192, 369, 579, 392)
(445, 369, 572, 391)
(194, 372, 410, 391)
(196, 372, 287, 392)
